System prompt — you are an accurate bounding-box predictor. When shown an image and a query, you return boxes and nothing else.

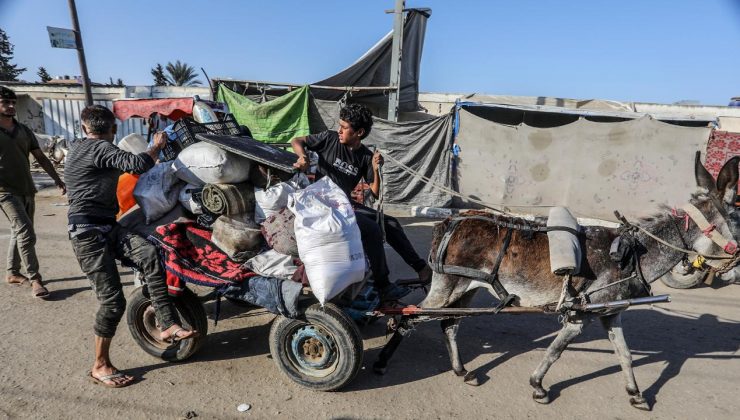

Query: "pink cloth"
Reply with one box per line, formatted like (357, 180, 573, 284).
(704, 131, 740, 191)
(113, 97, 194, 121)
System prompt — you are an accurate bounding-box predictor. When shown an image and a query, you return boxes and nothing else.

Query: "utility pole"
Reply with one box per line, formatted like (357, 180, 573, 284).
(67, 0, 93, 106)
(387, 0, 405, 122)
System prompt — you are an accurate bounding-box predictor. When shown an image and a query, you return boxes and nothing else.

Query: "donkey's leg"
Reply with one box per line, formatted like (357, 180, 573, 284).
(600, 313, 650, 411)
(441, 291, 479, 385)
(530, 314, 591, 404)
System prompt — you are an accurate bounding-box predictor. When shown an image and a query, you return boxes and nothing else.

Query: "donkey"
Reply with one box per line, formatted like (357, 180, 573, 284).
(376, 154, 740, 410)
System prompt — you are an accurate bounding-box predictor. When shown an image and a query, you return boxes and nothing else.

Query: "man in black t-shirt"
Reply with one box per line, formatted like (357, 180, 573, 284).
(291, 104, 432, 301)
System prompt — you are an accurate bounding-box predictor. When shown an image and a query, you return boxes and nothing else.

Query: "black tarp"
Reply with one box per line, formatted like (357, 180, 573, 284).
(363, 111, 454, 207)
(314, 9, 431, 112)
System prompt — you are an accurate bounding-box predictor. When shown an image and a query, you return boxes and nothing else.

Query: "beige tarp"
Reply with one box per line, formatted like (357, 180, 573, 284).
(456, 109, 712, 221)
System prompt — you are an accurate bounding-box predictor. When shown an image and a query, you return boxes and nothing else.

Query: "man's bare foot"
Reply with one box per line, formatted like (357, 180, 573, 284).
(89, 365, 135, 388)
(6, 274, 28, 286)
(160, 324, 199, 343)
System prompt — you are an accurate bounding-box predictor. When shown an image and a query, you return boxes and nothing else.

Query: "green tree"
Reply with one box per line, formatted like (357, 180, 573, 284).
(164, 60, 201, 86)
(0, 28, 26, 81)
(150, 63, 168, 86)
(37, 66, 51, 83)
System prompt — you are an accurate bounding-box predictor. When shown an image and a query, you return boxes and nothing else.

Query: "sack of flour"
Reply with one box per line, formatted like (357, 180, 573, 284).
(288, 177, 365, 304)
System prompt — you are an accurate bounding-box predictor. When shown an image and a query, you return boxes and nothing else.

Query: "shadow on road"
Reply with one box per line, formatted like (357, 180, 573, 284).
(344, 303, 740, 408)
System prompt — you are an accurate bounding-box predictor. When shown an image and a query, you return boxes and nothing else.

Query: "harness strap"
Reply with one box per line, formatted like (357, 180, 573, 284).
(681, 203, 738, 255)
(429, 217, 515, 302)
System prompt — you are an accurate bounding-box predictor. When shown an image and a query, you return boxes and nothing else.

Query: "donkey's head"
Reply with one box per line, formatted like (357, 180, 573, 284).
(691, 152, 740, 281)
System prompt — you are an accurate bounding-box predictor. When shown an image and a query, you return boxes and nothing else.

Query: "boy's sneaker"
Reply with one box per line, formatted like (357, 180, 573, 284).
(379, 283, 412, 302)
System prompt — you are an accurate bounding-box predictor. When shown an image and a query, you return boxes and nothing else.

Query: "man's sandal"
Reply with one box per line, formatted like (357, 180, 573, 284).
(30, 280, 50, 299)
(88, 371, 134, 388)
(161, 328, 199, 343)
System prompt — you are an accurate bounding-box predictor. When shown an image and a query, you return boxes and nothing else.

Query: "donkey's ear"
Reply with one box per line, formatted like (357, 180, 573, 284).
(716, 156, 740, 205)
(695, 151, 718, 194)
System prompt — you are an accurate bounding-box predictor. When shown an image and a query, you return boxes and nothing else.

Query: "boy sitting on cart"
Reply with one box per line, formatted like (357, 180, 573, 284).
(291, 103, 432, 302)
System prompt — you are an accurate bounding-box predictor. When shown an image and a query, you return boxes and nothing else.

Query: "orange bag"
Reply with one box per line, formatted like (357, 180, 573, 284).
(117, 173, 140, 219)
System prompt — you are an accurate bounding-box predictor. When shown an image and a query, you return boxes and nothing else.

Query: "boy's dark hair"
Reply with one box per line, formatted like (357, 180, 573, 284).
(80, 105, 116, 135)
(339, 103, 373, 139)
(0, 86, 17, 100)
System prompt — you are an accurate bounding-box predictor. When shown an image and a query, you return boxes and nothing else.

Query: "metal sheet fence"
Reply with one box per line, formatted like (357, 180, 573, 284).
(41, 98, 147, 142)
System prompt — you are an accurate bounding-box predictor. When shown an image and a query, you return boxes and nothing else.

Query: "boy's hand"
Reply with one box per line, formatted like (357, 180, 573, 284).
(151, 132, 168, 151)
(372, 150, 384, 171)
(293, 155, 309, 172)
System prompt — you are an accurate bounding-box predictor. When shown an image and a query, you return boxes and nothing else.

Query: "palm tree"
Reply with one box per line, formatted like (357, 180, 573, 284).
(164, 60, 202, 86)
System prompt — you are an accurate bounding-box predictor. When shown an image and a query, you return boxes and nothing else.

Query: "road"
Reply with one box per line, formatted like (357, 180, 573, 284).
(1, 190, 739, 419)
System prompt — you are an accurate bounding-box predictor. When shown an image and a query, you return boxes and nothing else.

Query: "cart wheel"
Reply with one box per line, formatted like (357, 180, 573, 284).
(269, 303, 363, 391)
(126, 286, 208, 362)
(659, 268, 706, 289)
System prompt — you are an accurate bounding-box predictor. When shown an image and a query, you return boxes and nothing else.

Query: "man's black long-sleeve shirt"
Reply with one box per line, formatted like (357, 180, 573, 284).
(65, 138, 154, 225)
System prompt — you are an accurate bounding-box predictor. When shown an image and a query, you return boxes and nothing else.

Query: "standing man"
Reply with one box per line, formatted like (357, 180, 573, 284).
(66, 105, 197, 388)
(291, 103, 432, 301)
(0, 86, 65, 298)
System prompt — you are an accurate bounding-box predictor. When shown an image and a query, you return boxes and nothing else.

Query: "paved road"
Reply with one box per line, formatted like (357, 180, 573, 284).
(1, 193, 739, 419)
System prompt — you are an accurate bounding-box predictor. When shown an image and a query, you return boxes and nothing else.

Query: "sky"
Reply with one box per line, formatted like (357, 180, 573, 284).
(1, 0, 740, 106)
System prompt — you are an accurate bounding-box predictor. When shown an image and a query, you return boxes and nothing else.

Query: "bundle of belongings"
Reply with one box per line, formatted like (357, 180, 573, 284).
(117, 132, 369, 319)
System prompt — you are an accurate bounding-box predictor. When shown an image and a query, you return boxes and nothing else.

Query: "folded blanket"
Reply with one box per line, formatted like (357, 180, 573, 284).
(149, 220, 257, 293)
(202, 182, 255, 215)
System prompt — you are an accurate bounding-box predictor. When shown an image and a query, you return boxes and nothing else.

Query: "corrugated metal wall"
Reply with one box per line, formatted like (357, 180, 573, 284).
(41, 98, 147, 141)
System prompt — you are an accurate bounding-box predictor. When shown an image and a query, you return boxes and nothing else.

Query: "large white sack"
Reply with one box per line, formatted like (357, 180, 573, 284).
(254, 173, 310, 224)
(172, 142, 252, 186)
(133, 162, 182, 224)
(288, 177, 365, 305)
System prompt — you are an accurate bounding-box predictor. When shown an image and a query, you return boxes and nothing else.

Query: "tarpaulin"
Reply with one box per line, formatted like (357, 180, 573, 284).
(455, 108, 711, 221)
(218, 85, 310, 143)
(112, 98, 193, 121)
(363, 112, 454, 207)
(314, 9, 430, 112)
(704, 130, 740, 190)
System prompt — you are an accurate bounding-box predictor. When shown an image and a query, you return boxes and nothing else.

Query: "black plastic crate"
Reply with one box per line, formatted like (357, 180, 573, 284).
(160, 114, 242, 161)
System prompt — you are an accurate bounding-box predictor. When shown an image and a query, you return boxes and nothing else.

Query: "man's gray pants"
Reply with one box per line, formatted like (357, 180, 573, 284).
(0, 193, 40, 279)
(70, 224, 180, 338)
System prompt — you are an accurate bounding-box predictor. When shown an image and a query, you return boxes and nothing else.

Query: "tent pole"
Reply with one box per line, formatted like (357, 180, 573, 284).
(387, 0, 405, 122)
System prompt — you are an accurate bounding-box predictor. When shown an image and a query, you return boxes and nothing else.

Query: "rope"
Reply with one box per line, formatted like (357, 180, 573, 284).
(380, 152, 555, 213)
(633, 224, 734, 260)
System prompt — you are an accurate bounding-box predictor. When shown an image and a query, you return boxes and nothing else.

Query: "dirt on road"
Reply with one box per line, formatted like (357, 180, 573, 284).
(1, 192, 739, 419)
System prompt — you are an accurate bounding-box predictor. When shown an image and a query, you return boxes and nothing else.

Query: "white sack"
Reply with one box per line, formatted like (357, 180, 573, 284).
(133, 162, 182, 224)
(245, 249, 298, 279)
(254, 173, 310, 224)
(172, 142, 252, 186)
(288, 177, 365, 305)
(118, 133, 149, 155)
(179, 184, 203, 214)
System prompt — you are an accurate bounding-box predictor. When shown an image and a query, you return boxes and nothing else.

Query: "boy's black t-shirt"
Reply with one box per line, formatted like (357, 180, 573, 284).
(305, 130, 374, 197)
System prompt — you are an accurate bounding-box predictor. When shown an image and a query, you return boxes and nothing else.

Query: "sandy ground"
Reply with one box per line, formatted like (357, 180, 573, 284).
(1, 183, 739, 419)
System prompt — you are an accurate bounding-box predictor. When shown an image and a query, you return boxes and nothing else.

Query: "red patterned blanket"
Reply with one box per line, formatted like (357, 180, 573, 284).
(149, 220, 257, 295)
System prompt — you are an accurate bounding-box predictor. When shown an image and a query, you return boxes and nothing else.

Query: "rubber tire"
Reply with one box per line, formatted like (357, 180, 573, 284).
(659, 269, 706, 289)
(269, 303, 363, 391)
(126, 286, 208, 362)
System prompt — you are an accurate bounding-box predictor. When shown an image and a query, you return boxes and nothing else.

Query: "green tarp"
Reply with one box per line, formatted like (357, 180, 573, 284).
(218, 85, 310, 143)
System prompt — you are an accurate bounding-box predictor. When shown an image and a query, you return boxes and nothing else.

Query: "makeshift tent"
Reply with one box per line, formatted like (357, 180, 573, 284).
(211, 8, 431, 114)
(314, 8, 430, 112)
(455, 105, 712, 221)
(218, 85, 310, 143)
